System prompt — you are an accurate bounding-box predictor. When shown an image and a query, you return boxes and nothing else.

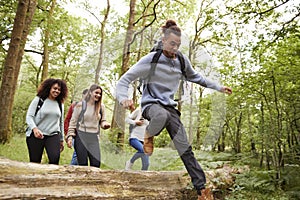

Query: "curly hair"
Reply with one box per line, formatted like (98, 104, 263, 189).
(84, 84, 102, 118)
(37, 78, 68, 103)
(162, 19, 181, 37)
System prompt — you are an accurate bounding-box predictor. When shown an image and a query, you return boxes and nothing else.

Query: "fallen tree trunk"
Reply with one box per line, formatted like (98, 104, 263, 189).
(0, 157, 245, 199)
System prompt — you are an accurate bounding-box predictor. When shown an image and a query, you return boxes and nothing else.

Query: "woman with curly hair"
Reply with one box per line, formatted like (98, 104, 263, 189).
(26, 78, 68, 164)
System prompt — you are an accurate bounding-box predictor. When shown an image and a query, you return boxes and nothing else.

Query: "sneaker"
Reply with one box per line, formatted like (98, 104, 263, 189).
(125, 160, 133, 170)
(143, 131, 154, 156)
(197, 188, 213, 200)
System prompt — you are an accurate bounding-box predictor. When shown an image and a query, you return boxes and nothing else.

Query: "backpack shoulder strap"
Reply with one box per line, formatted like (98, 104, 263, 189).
(176, 51, 186, 78)
(57, 101, 62, 114)
(34, 98, 44, 116)
(77, 100, 87, 129)
(148, 49, 163, 81)
(137, 49, 186, 95)
(35, 98, 62, 116)
(137, 50, 163, 94)
(150, 49, 186, 78)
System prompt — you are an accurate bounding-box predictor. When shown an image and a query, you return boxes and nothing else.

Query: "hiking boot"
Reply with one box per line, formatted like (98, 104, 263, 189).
(197, 188, 213, 200)
(125, 160, 133, 170)
(143, 131, 154, 156)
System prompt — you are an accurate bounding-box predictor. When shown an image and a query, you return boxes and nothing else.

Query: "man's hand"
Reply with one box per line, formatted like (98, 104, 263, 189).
(121, 99, 135, 110)
(221, 86, 232, 95)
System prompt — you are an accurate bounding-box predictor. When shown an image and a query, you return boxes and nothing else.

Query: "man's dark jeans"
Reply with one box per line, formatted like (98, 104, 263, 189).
(142, 103, 206, 191)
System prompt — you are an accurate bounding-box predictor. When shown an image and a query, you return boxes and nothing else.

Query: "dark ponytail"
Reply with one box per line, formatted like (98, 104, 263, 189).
(162, 19, 181, 37)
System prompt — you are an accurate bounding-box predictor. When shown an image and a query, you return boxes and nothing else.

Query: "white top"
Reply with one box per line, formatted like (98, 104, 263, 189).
(125, 108, 149, 141)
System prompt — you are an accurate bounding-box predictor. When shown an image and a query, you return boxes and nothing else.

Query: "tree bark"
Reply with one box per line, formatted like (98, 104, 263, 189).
(95, 0, 110, 84)
(0, 157, 241, 199)
(177, 80, 183, 112)
(112, 0, 136, 151)
(131, 4, 149, 105)
(234, 111, 243, 153)
(195, 87, 204, 149)
(188, 84, 194, 144)
(0, 0, 37, 144)
(41, 0, 56, 82)
(14, 0, 37, 94)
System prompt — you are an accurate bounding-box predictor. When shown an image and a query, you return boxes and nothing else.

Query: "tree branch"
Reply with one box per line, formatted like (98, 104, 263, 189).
(24, 49, 43, 55)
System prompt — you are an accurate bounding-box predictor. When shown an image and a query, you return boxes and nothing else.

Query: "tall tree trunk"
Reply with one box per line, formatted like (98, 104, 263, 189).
(111, 0, 136, 151)
(188, 84, 194, 144)
(14, 0, 37, 93)
(247, 108, 257, 156)
(195, 88, 204, 149)
(95, 0, 110, 84)
(0, 0, 37, 144)
(41, 0, 56, 81)
(132, 4, 149, 105)
(259, 100, 266, 168)
(271, 71, 283, 180)
(234, 111, 243, 153)
(177, 80, 183, 112)
(218, 127, 225, 152)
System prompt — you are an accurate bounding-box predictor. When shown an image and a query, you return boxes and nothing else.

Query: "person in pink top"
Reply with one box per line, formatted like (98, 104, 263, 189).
(64, 88, 88, 165)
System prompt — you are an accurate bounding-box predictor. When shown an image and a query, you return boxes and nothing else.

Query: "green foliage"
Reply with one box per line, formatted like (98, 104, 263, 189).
(12, 89, 35, 134)
(238, 170, 277, 191)
(225, 154, 300, 200)
(154, 128, 171, 148)
(281, 165, 300, 199)
(229, 169, 292, 200)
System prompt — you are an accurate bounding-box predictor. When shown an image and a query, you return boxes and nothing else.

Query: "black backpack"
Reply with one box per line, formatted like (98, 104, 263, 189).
(137, 40, 187, 96)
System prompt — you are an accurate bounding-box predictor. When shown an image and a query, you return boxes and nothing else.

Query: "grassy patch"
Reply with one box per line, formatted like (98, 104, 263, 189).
(0, 134, 29, 162)
(0, 134, 80, 165)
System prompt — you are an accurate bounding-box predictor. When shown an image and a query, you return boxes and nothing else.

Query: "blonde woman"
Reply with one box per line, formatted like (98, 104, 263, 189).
(66, 84, 110, 167)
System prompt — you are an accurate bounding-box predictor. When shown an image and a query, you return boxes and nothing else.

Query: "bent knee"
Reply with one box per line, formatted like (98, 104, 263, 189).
(153, 109, 170, 122)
